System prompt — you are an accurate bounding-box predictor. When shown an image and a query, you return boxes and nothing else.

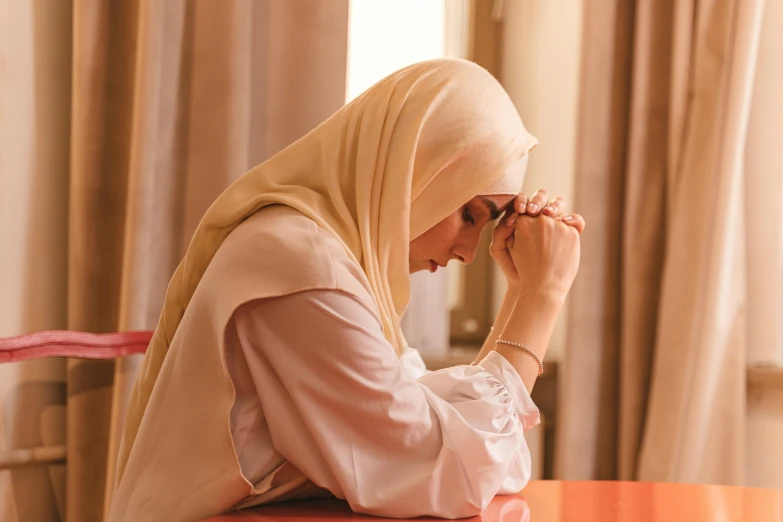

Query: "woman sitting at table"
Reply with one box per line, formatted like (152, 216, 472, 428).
(108, 59, 583, 522)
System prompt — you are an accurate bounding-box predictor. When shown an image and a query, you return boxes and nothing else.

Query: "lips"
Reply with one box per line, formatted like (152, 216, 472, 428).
(429, 260, 446, 273)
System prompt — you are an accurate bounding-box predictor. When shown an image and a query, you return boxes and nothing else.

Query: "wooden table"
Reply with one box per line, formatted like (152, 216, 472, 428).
(204, 480, 783, 521)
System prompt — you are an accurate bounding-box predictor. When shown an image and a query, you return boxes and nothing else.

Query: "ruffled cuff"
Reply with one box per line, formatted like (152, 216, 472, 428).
(479, 351, 540, 431)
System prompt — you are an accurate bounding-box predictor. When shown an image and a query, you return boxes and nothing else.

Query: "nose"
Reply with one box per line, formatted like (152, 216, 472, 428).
(451, 230, 482, 265)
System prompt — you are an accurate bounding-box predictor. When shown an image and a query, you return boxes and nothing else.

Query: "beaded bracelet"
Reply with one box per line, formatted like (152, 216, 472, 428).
(494, 339, 544, 376)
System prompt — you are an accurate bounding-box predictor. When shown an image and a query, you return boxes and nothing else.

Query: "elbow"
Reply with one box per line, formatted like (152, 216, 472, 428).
(344, 473, 495, 519)
(347, 498, 487, 520)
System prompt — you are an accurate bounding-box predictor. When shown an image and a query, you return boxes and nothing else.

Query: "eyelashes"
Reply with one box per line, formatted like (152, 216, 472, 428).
(462, 206, 475, 226)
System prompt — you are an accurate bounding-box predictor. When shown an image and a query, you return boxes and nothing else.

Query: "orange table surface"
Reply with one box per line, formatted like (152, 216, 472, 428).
(204, 481, 783, 522)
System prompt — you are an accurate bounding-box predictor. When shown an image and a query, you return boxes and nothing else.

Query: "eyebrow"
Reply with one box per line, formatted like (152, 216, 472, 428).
(478, 196, 511, 220)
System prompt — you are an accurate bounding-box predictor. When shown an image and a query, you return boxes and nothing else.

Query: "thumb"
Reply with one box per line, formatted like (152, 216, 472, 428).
(498, 212, 517, 240)
(492, 212, 517, 256)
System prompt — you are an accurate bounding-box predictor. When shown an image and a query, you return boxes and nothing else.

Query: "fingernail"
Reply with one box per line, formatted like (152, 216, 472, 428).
(528, 203, 539, 214)
(507, 214, 517, 227)
(563, 215, 573, 222)
(517, 202, 526, 213)
(545, 206, 555, 213)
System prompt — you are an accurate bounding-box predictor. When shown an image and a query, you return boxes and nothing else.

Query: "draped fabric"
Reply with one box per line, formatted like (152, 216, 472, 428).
(0, 1, 348, 520)
(556, 0, 778, 485)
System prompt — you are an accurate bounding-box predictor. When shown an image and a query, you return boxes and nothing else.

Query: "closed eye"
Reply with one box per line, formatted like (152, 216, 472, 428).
(462, 206, 475, 226)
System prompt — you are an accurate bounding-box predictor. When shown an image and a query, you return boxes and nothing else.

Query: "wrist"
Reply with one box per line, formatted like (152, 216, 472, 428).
(503, 285, 521, 303)
(491, 288, 520, 334)
(516, 286, 568, 306)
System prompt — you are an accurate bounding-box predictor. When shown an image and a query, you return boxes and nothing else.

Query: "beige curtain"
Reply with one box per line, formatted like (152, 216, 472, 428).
(0, 1, 348, 521)
(556, 0, 770, 484)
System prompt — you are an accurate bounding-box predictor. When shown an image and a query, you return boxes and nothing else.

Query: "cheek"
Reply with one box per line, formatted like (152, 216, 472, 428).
(411, 213, 463, 253)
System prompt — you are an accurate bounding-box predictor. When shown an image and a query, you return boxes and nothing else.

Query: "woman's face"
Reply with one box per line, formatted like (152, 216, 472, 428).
(409, 194, 515, 273)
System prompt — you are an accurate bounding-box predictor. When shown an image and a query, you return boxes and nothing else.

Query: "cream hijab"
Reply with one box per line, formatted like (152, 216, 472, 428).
(116, 58, 536, 488)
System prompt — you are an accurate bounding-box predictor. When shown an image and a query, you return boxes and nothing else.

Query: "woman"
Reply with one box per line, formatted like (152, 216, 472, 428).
(108, 59, 583, 521)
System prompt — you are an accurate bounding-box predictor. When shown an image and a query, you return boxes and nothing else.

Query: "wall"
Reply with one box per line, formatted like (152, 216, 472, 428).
(744, 0, 783, 487)
(747, 371, 783, 488)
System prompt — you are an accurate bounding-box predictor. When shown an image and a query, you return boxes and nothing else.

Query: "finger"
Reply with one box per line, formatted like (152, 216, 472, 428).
(513, 193, 529, 214)
(562, 213, 586, 234)
(498, 212, 518, 239)
(542, 197, 567, 218)
(526, 189, 549, 216)
(491, 213, 517, 254)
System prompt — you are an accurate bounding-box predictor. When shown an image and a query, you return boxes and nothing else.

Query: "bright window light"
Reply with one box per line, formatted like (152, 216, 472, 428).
(346, 0, 446, 102)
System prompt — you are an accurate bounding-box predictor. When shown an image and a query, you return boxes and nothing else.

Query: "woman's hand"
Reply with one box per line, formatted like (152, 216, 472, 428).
(490, 189, 585, 291)
(509, 213, 582, 299)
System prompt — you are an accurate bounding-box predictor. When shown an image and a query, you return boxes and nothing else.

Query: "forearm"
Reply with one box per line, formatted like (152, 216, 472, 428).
(472, 287, 519, 365)
(494, 289, 564, 392)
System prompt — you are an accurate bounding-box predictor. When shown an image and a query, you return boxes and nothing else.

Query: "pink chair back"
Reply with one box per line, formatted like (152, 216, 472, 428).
(0, 330, 153, 363)
(0, 330, 153, 479)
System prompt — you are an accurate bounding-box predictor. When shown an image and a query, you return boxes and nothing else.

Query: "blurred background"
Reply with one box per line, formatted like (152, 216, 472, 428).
(1, 0, 782, 521)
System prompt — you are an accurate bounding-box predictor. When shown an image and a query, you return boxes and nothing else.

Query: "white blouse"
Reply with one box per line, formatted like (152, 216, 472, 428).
(223, 289, 540, 519)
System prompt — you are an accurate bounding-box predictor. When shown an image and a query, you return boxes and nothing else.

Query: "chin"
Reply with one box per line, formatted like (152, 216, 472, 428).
(409, 261, 426, 274)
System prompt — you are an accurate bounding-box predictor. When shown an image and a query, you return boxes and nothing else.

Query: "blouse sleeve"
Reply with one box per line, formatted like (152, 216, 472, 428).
(231, 289, 540, 519)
